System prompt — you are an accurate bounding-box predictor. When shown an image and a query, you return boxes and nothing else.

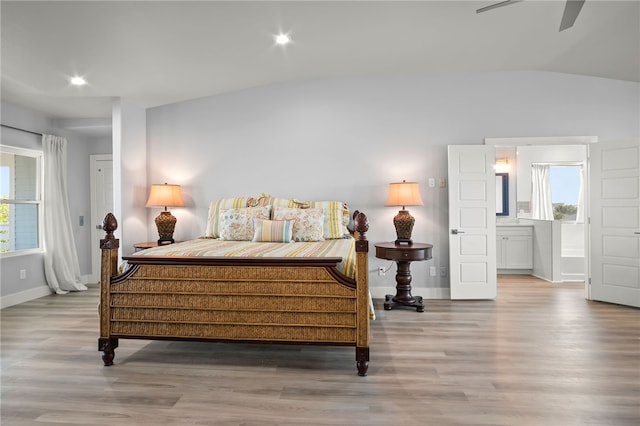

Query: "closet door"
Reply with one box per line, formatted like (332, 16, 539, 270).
(90, 154, 114, 283)
(448, 145, 497, 299)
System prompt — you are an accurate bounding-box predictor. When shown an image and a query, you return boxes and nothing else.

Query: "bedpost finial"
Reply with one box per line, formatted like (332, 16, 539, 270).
(103, 213, 118, 239)
(354, 211, 369, 240)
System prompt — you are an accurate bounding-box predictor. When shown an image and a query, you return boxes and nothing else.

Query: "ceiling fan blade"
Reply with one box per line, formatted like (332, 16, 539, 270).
(476, 0, 523, 14)
(559, 0, 585, 31)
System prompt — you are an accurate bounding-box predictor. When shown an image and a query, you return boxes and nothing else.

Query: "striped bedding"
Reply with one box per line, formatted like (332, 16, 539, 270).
(132, 237, 357, 279)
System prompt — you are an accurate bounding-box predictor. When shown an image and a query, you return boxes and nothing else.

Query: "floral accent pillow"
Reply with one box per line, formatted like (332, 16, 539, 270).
(218, 206, 271, 241)
(273, 207, 324, 242)
(204, 197, 247, 238)
(252, 219, 294, 243)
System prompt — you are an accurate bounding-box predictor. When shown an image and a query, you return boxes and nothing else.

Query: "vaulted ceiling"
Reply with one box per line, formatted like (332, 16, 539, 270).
(2, 1, 638, 120)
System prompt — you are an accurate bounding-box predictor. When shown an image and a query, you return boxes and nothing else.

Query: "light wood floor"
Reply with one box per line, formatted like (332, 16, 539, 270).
(1, 275, 638, 425)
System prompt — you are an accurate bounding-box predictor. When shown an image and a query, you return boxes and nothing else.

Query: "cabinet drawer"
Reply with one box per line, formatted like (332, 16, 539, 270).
(497, 226, 533, 237)
(375, 246, 431, 262)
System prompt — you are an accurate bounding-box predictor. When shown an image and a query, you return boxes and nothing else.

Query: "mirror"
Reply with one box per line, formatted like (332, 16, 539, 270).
(496, 173, 508, 216)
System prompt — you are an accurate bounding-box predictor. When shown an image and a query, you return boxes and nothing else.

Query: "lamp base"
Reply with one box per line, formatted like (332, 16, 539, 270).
(394, 238, 413, 245)
(155, 211, 177, 245)
(393, 209, 415, 244)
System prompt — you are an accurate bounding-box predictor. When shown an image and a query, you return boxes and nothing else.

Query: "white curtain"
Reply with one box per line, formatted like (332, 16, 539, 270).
(531, 164, 554, 220)
(42, 135, 87, 294)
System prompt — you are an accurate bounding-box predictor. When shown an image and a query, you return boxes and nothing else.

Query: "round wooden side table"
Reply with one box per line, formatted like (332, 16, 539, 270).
(375, 242, 433, 312)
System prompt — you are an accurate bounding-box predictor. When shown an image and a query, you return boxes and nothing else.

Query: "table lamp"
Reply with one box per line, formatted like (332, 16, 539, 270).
(386, 180, 423, 245)
(146, 183, 184, 244)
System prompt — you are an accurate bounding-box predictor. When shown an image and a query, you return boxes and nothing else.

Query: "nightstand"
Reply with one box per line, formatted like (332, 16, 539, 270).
(375, 242, 433, 312)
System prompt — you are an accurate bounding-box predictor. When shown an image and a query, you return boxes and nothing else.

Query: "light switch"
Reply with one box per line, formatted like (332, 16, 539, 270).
(428, 178, 435, 187)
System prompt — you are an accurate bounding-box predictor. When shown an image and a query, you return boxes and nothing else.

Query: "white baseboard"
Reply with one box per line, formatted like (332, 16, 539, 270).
(497, 269, 533, 275)
(82, 274, 98, 285)
(370, 287, 450, 300)
(531, 273, 560, 283)
(561, 273, 586, 282)
(1, 285, 52, 309)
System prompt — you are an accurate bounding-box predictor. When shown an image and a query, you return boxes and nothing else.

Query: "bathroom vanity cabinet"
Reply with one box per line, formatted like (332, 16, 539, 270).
(496, 226, 533, 270)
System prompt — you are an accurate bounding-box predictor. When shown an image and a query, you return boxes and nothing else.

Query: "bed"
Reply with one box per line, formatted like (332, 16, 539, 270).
(98, 203, 371, 376)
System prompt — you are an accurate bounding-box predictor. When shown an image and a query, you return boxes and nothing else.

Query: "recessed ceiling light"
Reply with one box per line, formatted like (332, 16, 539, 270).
(70, 76, 87, 86)
(275, 33, 291, 45)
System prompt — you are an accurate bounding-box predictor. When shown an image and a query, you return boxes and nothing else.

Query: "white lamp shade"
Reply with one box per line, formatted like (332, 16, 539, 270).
(386, 181, 423, 207)
(146, 183, 184, 208)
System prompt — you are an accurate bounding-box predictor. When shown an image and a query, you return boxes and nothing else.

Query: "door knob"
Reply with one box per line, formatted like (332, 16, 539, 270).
(451, 229, 465, 235)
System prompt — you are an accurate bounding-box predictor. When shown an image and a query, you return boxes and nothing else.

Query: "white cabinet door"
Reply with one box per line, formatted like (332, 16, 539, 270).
(590, 140, 640, 307)
(497, 227, 533, 270)
(448, 145, 497, 299)
(505, 236, 533, 269)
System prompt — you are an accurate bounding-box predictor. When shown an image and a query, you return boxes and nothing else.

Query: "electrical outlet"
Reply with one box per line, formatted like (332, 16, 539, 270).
(378, 267, 386, 276)
(440, 267, 448, 277)
(19, 269, 26, 280)
(429, 266, 437, 276)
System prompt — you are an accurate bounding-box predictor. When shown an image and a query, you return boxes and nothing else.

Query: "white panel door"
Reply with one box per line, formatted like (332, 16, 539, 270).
(448, 145, 497, 299)
(590, 140, 640, 307)
(90, 155, 114, 282)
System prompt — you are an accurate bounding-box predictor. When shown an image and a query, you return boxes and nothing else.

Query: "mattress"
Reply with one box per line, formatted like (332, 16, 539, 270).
(132, 237, 357, 279)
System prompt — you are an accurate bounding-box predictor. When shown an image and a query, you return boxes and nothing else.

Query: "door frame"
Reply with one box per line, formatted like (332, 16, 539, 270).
(484, 136, 597, 299)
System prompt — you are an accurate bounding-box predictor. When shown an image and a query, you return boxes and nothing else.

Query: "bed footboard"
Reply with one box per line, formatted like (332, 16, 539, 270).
(98, 212, 370, 376)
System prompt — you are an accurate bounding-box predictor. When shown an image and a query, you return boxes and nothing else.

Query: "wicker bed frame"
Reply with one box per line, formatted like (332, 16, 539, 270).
(98, 211, 371, 376)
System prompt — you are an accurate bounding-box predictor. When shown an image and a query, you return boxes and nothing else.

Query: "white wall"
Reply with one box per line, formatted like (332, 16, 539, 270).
(1, 102, 52, 305)
(142, 71, 639, 298)
(1, 102, 112, 306)
(56, 130, 111, 278)
(112, 98, 147, 255)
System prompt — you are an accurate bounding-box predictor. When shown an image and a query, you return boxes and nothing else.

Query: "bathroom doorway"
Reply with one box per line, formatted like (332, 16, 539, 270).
(485, 136, 594, 299)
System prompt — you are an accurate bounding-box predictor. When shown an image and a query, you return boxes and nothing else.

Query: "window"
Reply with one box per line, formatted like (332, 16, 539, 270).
(0, 145, 43, 255)
(549, 165, 582, 221)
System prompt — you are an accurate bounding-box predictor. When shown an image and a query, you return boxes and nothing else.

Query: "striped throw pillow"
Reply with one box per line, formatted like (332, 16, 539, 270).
(252, 219, 293, 243)
(310, 201, 349, 239)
